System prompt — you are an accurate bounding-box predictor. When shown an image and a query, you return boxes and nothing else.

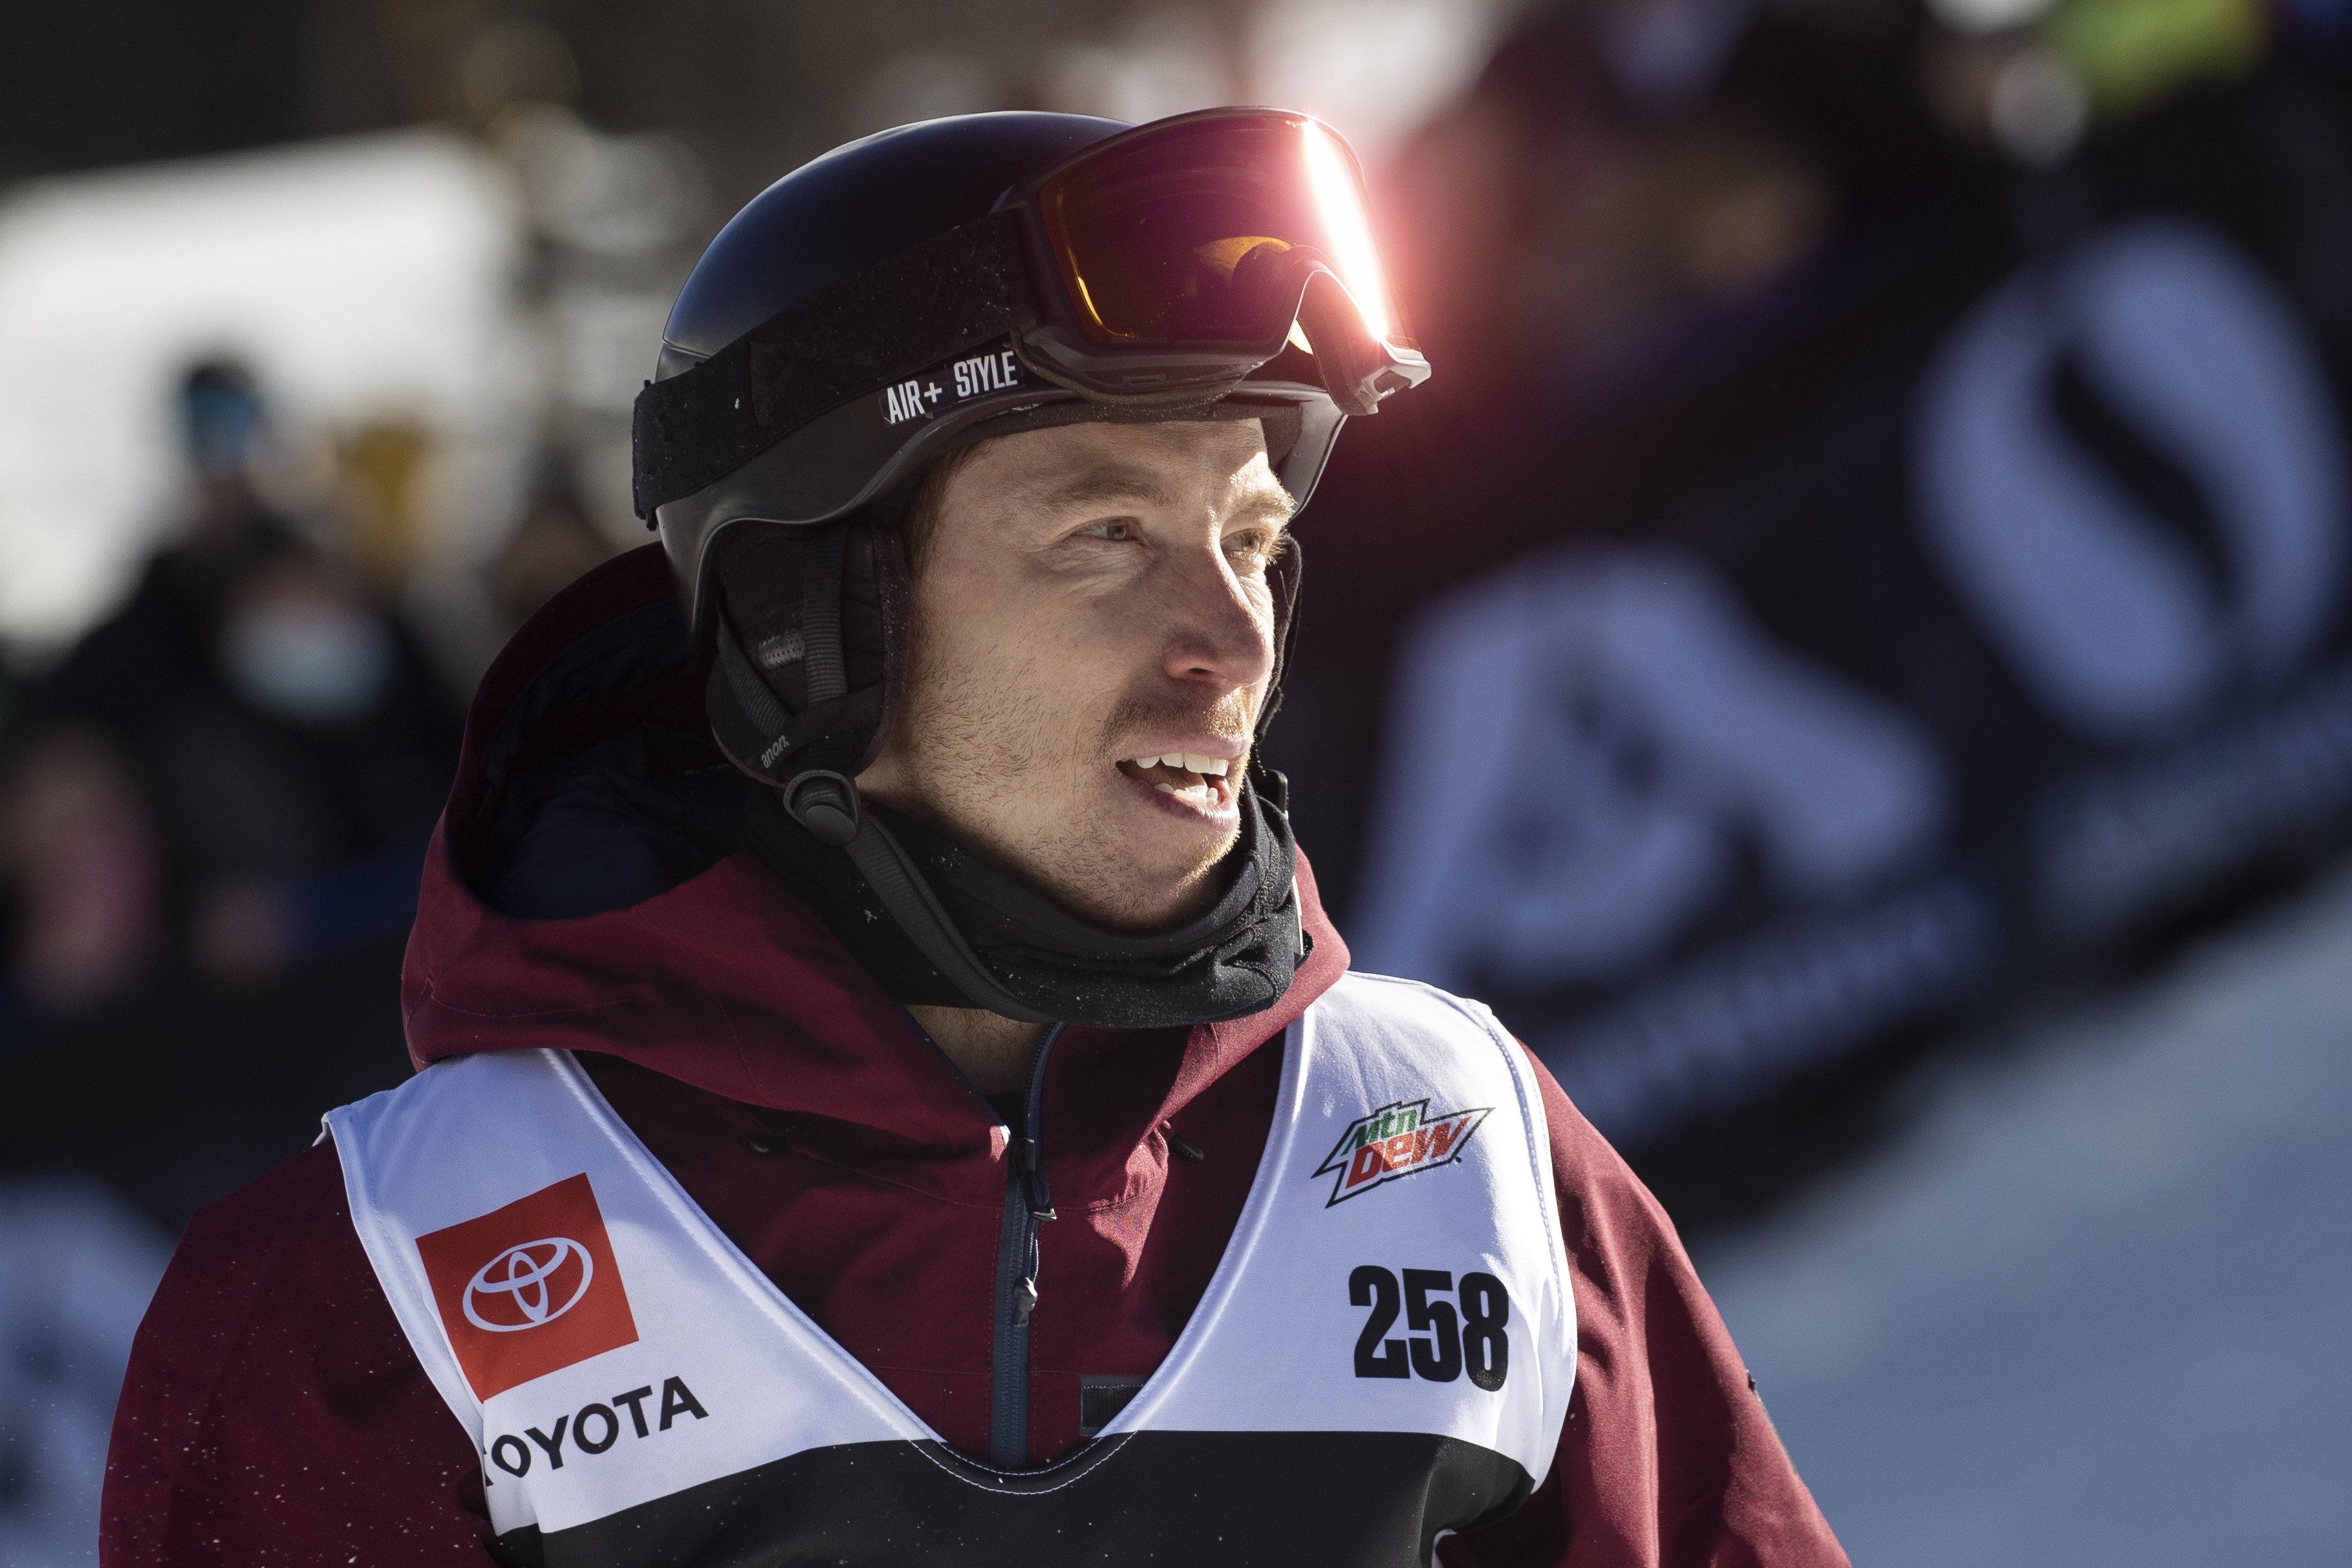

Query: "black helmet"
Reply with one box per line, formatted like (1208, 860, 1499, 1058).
(636, 109, 1428, 1020)
(640, 108, 1426, 640)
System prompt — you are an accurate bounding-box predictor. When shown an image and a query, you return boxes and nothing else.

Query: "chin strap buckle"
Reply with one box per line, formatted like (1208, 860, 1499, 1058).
(783, 769, 862, 846)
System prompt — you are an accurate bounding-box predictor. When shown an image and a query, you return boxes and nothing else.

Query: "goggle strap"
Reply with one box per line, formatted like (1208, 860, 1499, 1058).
(633, 211, 1038, 518)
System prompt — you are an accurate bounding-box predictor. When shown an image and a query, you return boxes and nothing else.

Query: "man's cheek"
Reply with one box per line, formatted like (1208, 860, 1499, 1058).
(1242, 672, 1273, 725)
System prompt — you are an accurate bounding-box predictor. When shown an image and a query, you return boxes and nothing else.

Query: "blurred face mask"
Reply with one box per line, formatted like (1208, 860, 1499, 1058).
(184, 383, 265, 480)
(222, 605, 394, 723)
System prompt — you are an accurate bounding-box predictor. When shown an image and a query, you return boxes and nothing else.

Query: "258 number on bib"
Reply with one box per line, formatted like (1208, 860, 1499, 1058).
(1349, 1265, 1509, 1390)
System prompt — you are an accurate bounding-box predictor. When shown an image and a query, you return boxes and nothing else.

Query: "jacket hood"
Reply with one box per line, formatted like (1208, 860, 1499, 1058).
(400, 544, 1348, 1163)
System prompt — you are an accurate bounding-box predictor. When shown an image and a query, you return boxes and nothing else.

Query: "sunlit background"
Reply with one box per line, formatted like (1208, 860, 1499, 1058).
(1, 1, 2347, 1562)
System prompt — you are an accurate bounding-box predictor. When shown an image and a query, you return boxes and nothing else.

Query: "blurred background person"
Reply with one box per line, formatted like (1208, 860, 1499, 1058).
(0, 356, 460, 1234)
(3, 359, 459, 1012)
(0, 724, 157, 1023)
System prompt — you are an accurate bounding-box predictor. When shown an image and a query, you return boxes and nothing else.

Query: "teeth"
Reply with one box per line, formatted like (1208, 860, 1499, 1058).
(1127, 753, 1232, 776)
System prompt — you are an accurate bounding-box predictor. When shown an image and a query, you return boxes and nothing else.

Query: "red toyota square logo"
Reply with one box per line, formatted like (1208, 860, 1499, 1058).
(415, 1173, 640, 1401)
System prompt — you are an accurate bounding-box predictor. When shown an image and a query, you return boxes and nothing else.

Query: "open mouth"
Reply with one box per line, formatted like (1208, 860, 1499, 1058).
(1116, 751, 1238, 812)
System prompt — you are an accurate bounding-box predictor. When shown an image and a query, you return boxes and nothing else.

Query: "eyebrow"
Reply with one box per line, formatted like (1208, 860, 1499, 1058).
(1037, 466, 1182, 514)
(1037, 465, 1297, 524)
(1234, 476, 1298, 526)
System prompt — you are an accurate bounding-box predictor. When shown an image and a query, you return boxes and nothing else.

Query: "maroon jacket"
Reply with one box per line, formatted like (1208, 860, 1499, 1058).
(102, 548, 1844, 1566)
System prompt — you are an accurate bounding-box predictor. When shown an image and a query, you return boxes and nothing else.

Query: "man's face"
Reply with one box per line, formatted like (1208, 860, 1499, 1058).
(857, 420, 1291, 932)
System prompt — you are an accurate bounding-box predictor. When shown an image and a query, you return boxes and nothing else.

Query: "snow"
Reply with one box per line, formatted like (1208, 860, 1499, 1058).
(1692, 862, 2352, 1565)
(0, 1179, 173, 1567)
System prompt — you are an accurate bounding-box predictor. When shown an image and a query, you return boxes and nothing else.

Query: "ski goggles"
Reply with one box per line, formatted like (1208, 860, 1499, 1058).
(1007, 107, 1427, 401)
(632, 108, 1427, 522)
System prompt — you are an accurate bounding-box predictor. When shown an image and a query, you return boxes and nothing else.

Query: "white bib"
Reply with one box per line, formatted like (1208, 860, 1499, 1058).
(328, 971, 1575, 1566)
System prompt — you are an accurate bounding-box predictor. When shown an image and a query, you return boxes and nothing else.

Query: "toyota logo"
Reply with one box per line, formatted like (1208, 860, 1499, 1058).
(462, 1238, 594, 1333)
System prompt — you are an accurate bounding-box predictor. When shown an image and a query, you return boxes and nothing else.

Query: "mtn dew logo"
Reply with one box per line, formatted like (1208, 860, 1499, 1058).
(1313, 1098, 1492, 1207)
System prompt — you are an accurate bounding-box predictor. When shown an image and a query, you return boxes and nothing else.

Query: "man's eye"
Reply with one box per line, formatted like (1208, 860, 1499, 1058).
(1081, 519, 1138, 542)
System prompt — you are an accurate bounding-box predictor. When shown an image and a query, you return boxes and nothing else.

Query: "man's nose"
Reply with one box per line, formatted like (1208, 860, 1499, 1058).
(1161, 544, 1275, 692)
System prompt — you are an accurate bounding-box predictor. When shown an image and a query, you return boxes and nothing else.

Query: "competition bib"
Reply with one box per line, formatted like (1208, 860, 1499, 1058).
(327, 972, 1575, 1565)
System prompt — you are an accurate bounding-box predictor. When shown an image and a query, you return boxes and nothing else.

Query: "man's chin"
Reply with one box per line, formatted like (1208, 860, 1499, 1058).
(1001, 786, 1233, 934)
(1075, 807, 1239, 929)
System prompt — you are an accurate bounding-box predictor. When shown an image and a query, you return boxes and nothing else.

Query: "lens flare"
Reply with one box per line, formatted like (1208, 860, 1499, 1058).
(1302, 120, 1394, 343)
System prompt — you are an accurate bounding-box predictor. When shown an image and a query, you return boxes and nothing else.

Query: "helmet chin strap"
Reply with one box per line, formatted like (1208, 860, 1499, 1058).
(781, 750, 1057, 1024)
(824, 802, 1058, 1024)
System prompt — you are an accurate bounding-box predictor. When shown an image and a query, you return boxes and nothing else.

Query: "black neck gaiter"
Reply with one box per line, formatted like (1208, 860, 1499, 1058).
(742, 771, 1306, 1029)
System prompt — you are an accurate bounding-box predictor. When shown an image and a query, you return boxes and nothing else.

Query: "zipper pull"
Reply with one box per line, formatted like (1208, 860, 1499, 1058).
(1013, 1274, 1039, 1326)
(1017, 1022, 1064, 1223)
(1014, 1137, 1057, 1221)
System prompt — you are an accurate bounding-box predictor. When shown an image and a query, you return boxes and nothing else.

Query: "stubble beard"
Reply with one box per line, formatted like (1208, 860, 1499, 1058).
(884, 635, 1254, 932)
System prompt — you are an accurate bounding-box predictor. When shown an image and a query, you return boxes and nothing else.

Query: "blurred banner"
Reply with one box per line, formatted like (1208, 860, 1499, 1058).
(1286, 1, 2352, 1160)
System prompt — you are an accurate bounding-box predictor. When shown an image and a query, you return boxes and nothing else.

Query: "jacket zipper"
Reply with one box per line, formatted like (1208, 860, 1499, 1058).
(989, 1022, 1063, 1468)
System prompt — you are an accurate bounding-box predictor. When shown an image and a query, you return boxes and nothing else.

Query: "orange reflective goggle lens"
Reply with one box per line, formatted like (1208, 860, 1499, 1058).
(1035, 112, 1401, 350)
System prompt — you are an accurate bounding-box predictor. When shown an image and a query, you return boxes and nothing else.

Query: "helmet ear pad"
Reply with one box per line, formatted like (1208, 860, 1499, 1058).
(704, 515, 912, 788)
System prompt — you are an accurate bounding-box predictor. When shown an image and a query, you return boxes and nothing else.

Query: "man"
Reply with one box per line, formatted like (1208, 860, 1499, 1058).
(102, 111, 1845, 1565)
(9, 361, 457, 1010)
